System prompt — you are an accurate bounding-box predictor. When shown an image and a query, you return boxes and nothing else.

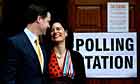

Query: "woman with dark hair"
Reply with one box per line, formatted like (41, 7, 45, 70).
(47, 18, 86, 84)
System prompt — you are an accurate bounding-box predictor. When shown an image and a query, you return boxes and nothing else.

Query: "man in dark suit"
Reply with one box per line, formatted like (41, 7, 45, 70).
(5, 4, 51, 84)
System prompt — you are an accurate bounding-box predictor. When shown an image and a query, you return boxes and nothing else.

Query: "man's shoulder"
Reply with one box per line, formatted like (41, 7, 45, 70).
(7, 32, 27, 45)
(9, 32, 26, 41)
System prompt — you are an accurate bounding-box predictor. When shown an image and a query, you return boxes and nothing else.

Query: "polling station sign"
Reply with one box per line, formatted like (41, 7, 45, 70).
(73, 33, 137, 78)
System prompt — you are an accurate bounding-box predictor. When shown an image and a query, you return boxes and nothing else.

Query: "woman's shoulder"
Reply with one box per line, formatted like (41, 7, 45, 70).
(70, 50, 81, 54)
(70, 50, 83, 58)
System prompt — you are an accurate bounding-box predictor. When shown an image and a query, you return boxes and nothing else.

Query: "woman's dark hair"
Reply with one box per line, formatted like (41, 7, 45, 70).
(24, 4, 49, 24)
(48, 17, 74, 50)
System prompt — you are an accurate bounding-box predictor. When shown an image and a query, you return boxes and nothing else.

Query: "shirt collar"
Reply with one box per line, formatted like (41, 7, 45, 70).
(24, 28, 38, 43)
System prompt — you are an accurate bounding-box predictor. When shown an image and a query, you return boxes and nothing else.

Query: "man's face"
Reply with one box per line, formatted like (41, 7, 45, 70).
(40, 12, 51, 35)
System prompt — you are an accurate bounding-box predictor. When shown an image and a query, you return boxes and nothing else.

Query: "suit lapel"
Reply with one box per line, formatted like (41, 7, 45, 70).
(21, 32, 42, 73)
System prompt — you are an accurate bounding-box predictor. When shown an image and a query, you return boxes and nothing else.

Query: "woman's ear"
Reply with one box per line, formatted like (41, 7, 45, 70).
(65, 30, 68, 37)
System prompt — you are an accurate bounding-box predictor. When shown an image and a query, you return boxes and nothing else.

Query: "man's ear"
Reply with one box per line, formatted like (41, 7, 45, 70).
(36, 16, 42, 23)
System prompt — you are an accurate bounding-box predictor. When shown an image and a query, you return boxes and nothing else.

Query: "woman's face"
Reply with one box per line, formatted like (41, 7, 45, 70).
(51, 22, 67, 42)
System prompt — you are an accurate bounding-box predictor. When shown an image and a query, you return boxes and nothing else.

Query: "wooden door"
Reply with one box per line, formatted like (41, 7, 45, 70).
(68, 0, 140, 84)
(68, 0, 139, 32)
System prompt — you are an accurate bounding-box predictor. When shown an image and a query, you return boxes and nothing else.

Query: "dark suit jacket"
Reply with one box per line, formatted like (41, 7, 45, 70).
(5, 32, 50, 84)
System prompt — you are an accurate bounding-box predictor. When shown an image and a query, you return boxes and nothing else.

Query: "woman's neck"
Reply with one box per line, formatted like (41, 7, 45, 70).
(53, 41, 66, 56)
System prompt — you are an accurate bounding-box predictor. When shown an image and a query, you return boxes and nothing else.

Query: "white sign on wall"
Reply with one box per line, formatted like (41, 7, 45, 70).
(107, 2, 129, 32)
(73, 33, 137, 78)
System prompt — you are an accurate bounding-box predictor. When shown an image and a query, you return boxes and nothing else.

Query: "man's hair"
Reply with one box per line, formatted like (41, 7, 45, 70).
(24, 4, 49, 24)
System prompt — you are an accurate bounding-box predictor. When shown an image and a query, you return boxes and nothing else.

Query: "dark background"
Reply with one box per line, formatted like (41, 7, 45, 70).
(1, 0, 68, 36)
